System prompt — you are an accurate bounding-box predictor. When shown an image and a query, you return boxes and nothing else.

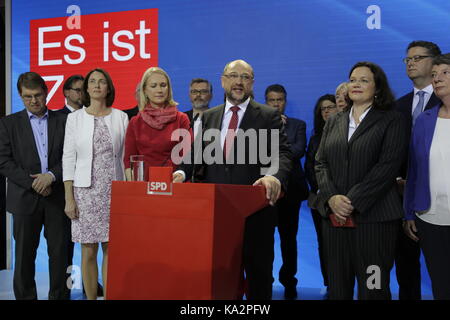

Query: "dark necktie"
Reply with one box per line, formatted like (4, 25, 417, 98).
(224, 106, 240, 159)
(412, 90, 425, 125)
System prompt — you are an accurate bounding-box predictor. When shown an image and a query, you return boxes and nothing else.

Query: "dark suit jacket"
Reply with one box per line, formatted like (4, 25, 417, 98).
(285, 117, 309, 200)
(184, 109, 206, 127)
(180, 100, 292, 190)
(0, 109, 67, 215)
(305, 133, 321, 193)
(184, 109, 194, 122)
(123, 106, 139, 120)
(395, 91, 441, 178)
(315, 108, 408, 223)
(396, 91, 441, 135)
(57, 106, 72, 115)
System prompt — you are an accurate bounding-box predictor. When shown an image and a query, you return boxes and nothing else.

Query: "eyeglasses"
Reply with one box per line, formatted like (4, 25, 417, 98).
(190, 89, 210, 95)
(21, 93, 44, 102)
(223, 73, 253, 82)
(402, 55, 432, 64)
(69, 88, 82, 93)
(320, 105, 337, 112)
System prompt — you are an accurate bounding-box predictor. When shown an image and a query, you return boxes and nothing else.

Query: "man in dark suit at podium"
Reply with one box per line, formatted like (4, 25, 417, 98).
(265, 84, 309, 299)
(59, 75, 84, 114)
(174, 59, 292, 300)
(395, 40, 441, 300)
(0, 72, 71, 299)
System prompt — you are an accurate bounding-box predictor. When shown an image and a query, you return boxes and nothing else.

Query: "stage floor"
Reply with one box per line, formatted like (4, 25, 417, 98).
(0, 204, 433, 300)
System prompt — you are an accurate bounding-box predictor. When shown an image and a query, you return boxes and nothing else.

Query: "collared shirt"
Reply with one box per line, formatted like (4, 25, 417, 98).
(348, 106, 372, 141)
(193, 114, 202, 139)
(220, 98, 250, 148)
(65, 104, 76, 113)
(411, 84, 434, 115)
(27, 110, 53, 178)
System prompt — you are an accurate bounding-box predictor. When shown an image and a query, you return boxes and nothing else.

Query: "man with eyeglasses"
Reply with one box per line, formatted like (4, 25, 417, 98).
(0, 72, 71, 299)
(174, 60, 292, 300)
(265, 84, 308, 299)
(395, 40, 442, 300)
(185, 78, 213, 137)
(59, 75, 84, 114)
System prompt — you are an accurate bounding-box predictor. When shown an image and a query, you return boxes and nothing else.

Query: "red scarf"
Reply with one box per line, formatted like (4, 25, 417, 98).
(140, 104, 178, 130)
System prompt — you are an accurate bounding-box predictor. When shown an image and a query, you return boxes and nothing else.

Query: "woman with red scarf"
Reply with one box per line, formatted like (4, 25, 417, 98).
(124, 67, 191, 180)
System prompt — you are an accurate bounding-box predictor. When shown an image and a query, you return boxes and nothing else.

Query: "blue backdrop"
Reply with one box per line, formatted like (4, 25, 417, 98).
(11, 0, 450, 138)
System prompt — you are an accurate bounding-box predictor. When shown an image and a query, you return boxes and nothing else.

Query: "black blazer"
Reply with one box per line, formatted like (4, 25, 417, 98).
(305, 133, 321, 193)
(395, 91, 441, 178)
(58, 106, 72, 115)
(184, 109, 194, 122)
(180, 100, 292, 190)
(123, 106, 139, 120)
(396, 91, 441, 135)
(284, 117, 309, 200)
(315, 108, 408, 223)
(0, 109, 67, 215)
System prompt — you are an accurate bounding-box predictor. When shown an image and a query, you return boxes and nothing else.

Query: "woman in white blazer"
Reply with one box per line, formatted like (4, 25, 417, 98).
(63, 68, 128, 300)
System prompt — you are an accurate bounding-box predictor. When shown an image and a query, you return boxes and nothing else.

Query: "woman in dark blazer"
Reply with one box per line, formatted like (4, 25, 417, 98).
(305, 93, 337, 294)
(404, 53, 450, 300)
(315, 62, 408, 300)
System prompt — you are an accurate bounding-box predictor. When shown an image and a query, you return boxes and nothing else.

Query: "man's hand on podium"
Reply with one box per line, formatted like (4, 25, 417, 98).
(253, 176, 281, 206)
(173, 172, 184, 183)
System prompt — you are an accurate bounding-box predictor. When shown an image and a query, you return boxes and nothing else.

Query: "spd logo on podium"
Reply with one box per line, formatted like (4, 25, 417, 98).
(147, 167, 173, 196)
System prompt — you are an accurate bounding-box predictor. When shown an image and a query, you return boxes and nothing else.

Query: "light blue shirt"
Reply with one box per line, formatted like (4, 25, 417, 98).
(27, 110, 54, 179)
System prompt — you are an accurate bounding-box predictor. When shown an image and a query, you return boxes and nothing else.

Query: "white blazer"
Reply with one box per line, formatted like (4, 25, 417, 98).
(63, 107, 129, 187)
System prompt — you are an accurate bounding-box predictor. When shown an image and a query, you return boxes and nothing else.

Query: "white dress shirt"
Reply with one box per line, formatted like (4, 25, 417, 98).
(65, 104, 76, 113)
(348, 106, 372, 141)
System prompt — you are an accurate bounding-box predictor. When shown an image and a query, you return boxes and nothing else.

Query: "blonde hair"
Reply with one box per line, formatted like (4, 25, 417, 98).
(335, 82, 348, 95)
(139, 67, 178, 110)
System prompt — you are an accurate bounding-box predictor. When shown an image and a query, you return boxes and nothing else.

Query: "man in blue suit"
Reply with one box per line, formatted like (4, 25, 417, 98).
(265, 84, 309, 299)
(395, 40, 441, 300)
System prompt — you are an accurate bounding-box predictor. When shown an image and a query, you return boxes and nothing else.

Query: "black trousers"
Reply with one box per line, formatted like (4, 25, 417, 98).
(416, 218, 450, 300)
(322, 219, 400, 300)
(13, 198, 71, 300)
(243, 206, 276, 300)
(394, 222, 422, 300)
(310, 208, 328, 287)
(275, 194, 302, 289)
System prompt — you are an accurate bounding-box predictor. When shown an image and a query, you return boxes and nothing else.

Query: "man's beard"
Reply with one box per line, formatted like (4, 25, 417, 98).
(69, 98, 83, 108)
(192, 100, 209, 110)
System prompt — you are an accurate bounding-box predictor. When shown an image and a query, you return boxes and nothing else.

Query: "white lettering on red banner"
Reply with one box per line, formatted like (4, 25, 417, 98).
(30, 8, 158, 109)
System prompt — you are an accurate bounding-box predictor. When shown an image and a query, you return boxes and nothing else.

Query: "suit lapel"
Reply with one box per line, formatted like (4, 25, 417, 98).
(19, 109, 40, 161)
(335, 111, 350, 146)
(47, 111, 57, 157)
(239, 100, 261, 131)
(423, 105, 440, 153)
(207, 104, 225, 130)
(425, 93, 441, 111)
(348, 108, 383, 145)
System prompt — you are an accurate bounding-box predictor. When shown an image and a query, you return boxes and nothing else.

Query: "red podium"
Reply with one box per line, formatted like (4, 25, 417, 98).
(106, 179, 268, 300)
